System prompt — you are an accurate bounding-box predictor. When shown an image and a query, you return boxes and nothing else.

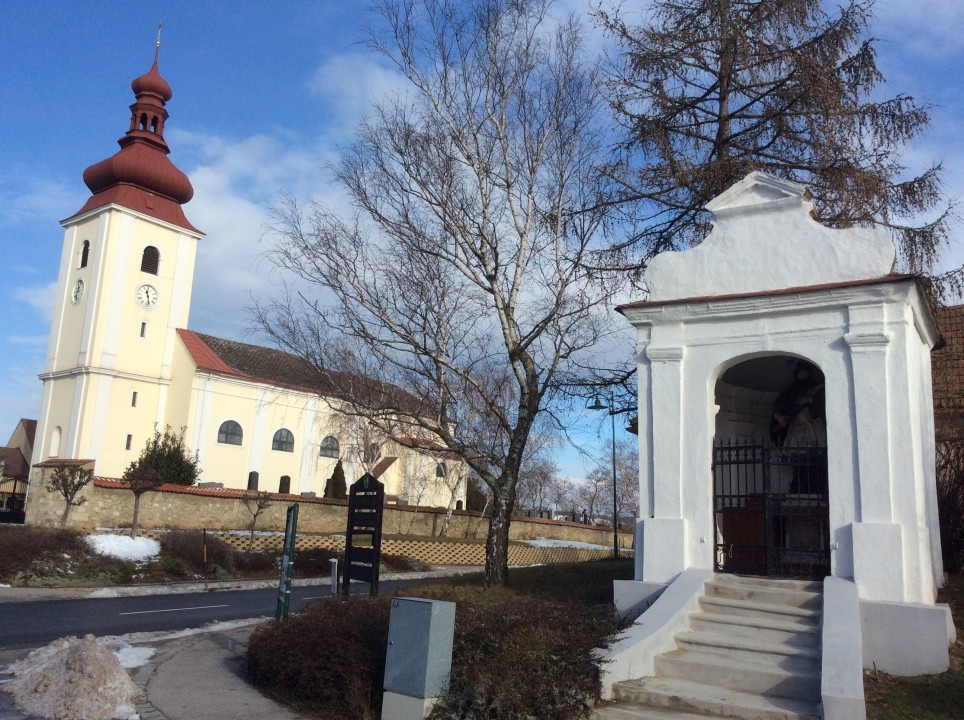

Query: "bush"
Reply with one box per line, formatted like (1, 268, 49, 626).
(247, 561, 627, 720)
(232, 549, 277, 574)
(160, 530, 236, 571)
(0, 526, 86, 581)
(425, 589, 614, 720)
(937, 439, 964, 573)
(248, 596, 392, 720)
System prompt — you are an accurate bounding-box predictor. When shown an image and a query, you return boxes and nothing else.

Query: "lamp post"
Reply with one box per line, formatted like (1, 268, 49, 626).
(588, 394, 619, 559)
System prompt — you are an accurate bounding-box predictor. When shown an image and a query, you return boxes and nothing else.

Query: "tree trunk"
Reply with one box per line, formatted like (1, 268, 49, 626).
(484, 489, 514, 586)
(130, 494, 142, 538)
(60, 503, 71, 530)
(248, 514, 258, 551)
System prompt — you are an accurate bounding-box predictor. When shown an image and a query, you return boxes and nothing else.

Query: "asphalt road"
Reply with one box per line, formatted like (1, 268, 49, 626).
(0, 578, 425, 648)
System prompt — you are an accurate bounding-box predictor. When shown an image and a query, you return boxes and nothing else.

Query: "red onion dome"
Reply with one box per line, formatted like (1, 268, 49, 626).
(131, 60, 172, 102)
(83, 142, 194, 204)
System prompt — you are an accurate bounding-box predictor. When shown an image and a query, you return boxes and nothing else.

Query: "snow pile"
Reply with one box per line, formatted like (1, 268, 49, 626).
(6, 635, 142, 720)
(85, 534, 160, 562)
(523, 539, 612, 550)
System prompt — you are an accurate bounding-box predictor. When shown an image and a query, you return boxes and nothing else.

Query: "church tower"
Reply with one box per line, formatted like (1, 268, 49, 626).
(31, 45, 202, 478)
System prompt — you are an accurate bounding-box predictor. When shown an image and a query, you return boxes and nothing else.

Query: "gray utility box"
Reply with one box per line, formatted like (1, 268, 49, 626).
(383, 597, 456, 698)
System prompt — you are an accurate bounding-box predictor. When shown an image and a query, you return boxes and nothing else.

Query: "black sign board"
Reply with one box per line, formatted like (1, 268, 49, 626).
(342, 473, 385, 596)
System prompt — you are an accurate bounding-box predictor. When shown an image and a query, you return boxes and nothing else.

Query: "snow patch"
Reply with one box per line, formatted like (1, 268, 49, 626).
(522, 539, 612, 550)
(6, 635, 142, 720)
(113, 646, 155, 669)
(85, 534, 160, 562)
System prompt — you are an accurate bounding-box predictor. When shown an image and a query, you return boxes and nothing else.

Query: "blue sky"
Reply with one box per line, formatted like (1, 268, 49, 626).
(2, 1, 962, 482)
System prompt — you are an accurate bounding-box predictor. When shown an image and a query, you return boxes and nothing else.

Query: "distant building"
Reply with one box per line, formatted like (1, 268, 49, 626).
(27, 53, 464, 515)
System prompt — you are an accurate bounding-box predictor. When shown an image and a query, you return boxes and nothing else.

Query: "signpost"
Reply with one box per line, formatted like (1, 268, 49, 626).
(342, 473, 385, 597)
(275, 502, 299, 620)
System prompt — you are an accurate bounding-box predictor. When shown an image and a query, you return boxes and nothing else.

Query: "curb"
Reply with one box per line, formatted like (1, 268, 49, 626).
(0, 566, 481, 602)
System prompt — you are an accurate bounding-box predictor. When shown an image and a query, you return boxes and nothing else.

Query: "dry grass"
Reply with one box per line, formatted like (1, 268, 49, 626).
(864, 573, 964, 719)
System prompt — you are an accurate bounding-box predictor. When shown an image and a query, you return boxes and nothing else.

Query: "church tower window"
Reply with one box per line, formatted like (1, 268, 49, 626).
(80, 240, 90, 268)
(141, 246, 160, 274)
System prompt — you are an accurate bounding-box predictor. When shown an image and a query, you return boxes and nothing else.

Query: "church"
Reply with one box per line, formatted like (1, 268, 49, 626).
(26, 51, 465, 510)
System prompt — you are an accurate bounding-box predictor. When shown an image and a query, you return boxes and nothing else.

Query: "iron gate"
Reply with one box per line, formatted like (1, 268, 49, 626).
(713, 439, 830, 579)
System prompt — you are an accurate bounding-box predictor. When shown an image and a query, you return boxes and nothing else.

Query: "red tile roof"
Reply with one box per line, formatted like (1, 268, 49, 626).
(176, 329, 424, 413)
(92, 477, 345, 505)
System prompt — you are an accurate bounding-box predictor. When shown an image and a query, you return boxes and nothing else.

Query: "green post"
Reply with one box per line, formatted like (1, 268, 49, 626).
(275, 503, 299, 620)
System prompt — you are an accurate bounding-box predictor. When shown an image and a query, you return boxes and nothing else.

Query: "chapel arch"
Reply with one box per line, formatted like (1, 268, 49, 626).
(711, 352, 830, 579)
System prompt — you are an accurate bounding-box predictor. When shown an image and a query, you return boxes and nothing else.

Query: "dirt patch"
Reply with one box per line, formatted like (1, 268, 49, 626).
(6, 635, 141, 720)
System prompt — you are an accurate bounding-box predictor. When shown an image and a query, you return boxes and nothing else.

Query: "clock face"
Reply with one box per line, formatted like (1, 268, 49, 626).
(136, 284, 158, 308)
(71, 279, 84, 304)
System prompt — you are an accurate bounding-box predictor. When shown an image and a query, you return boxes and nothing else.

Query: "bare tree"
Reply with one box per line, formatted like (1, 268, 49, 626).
(434, 459, 465, 537)
(257, 0, 617, 585)
(596, 0, 959, 297)
(586, 439, 639, 524)
(43, 464, 94, 529)
(243, 491, 273, 551)
(123, 465, 164, 537)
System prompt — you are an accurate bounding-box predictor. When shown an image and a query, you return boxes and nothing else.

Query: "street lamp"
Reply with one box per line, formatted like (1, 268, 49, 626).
(588, 394, 619, 559)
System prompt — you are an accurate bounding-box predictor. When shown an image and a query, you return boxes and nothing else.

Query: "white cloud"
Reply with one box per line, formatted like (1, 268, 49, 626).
(0, 178, 83, 226)
(308, 52, 410, 133)
(13, 281, 57, 323)
(875, 0, 964, 60)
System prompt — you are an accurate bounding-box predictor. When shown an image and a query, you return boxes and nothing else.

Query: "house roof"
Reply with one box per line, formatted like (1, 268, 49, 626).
(933, 304, 964, 440)
(0, 448, 29, 478)
(18, 419, 36, 447)
(177, 329, 424, 413)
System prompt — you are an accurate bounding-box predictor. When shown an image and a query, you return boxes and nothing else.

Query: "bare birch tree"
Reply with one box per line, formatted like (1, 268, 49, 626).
(257, 0, 616, 585)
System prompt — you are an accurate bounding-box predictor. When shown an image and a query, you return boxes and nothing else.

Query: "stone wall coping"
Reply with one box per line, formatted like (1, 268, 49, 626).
(90, 476, 632, 537)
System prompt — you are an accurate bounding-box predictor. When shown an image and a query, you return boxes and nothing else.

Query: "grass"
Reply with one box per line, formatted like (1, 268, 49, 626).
(247, 559, 634, 720)
(864, 573, 964, 719)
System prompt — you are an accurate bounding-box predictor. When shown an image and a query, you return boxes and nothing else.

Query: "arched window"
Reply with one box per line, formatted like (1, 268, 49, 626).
(139, 113, 148, 130)
(150, 116, 159, 133)
(436, 462, 448, 479)
(49, 426, 62, 457)
(272, 429, 295, 453)
(217, 420, 243, 446)
(319, 435, 339, 459)
(80, 240, 90, 269)
(141, 246, 160, 275)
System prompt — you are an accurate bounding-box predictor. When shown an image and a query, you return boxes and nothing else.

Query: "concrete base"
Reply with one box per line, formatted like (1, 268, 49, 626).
(822, 577, 866, 720)
(597, 567, 711, 700)
(860, 599, 955, 675)
(852, 522, 903, 602)
(381, 691, 439, 720)
(641, 518, 687, 582)
(613, 580, 668, 620)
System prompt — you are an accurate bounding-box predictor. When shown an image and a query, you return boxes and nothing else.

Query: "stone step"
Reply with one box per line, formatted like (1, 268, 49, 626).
(712, 574, 823, 594)
(699, 595, 821, 623)
(655, 648, 821, 701)
(676, 630, 821, 663)
(591, 703, 716, 719)
(704, 581, 822, 609)
(612, 677, 822, 720)
(691, 613, 819, 647)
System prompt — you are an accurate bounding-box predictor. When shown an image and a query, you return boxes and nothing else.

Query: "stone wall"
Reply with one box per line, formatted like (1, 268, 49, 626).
(25, 477, 633, 548)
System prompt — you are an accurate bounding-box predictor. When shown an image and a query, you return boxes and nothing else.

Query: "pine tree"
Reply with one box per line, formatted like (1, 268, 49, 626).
(133, 426, 201, 486)
(325, 460, 347, 500)
(598, 0, 958, 296)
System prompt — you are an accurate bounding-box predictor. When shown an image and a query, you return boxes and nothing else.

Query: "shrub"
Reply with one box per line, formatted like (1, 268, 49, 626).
(248, 596, 392, 720)
(133, 426, 201, 486)
(937, 439, 964, 573)
(294, 547, 340, 577)
(0, 526, 86, 581)
(424, 589, 615, 720)
(247, 561, 627, 719)
(161, 530, 234, 571)
(232, 549, 277, 574)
